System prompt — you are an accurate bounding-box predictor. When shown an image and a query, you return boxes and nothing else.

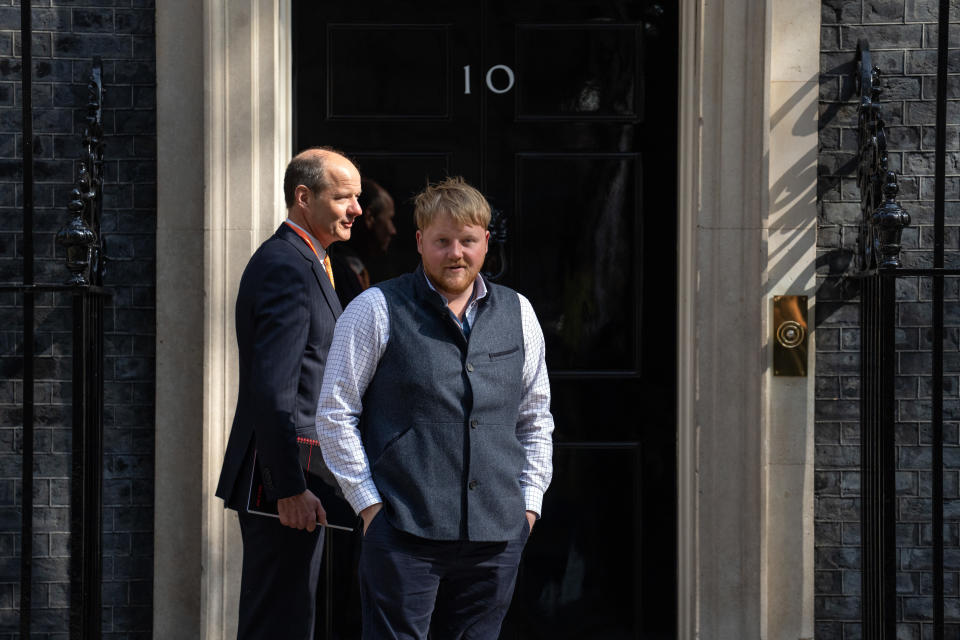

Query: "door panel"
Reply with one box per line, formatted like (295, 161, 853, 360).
(516, 26, 642, 120)
(293, 0, 677, 636)
(503, 445, 642, 639)
(327, 25, 451, 119)
(514, 153, 642, 373)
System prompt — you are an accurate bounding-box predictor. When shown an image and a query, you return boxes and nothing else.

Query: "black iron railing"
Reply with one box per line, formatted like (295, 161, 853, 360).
(855, 0, 951, 630)
(855, 39, 908, 640)
(58, 57, 108, 640)
(0, 4, 109, 634)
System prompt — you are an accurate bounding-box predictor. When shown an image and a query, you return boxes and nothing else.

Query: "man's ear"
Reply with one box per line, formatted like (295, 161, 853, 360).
(294, 184, 312, 208)
(416, 230, 423, 255)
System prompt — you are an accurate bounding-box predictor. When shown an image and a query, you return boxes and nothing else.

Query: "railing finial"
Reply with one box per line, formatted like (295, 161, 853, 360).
(56, 57, 105, 286)
(855, 40, 909, 271)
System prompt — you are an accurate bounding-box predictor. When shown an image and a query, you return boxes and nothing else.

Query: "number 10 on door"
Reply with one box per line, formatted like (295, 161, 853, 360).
(464, 65, 515, 94)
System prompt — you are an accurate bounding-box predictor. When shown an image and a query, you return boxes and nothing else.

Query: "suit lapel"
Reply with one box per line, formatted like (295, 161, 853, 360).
(312, 259, 343, 317)
(275, 224, 343, 318)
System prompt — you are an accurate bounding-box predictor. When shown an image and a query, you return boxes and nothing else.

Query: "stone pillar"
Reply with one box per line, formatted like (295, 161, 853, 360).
(695, 0, 769, 626)
(155, 0, 204, 634)
(677, 0, 818, 634)
(676, 0, 812, 633)
(155, 2, 291, 638)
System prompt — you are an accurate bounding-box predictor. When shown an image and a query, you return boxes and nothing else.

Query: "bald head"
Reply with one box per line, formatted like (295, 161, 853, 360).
(283, 147, 355, 209)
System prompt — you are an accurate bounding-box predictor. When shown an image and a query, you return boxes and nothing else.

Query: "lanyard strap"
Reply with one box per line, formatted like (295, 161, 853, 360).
(285, 221, 335, 289)
(285, 221, 320, 261)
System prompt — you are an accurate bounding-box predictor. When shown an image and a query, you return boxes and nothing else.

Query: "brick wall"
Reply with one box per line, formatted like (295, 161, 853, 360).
(0, 2, 155, 638)
(818, 0, 960, 637)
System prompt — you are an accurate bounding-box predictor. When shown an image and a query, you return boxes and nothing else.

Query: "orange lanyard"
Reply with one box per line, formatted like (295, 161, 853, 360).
(284, 221, 320, 261)
(285, 221, 335, 289)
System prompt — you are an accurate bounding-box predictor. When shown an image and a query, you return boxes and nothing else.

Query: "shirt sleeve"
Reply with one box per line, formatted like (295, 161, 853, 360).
(516, 293, 555, 516)
(316, 287, 389, 514)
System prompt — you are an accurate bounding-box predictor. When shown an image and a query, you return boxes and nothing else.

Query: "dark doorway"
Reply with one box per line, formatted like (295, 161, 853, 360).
(293, 1, 678, 637)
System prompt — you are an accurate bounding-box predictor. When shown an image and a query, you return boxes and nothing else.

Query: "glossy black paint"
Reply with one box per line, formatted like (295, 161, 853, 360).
(294, 1, 678, 636)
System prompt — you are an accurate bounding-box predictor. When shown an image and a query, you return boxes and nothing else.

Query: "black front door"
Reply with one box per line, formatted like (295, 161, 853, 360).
(293, 1, 677, 637)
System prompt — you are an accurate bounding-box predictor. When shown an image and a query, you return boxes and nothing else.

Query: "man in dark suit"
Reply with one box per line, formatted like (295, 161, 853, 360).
(215, 148, 362, 639)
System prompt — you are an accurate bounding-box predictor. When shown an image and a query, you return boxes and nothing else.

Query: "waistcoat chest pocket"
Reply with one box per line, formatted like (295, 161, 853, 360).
(488, 345, 520, 360)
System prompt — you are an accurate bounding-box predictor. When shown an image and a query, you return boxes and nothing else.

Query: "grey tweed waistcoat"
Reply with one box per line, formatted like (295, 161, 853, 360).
(364, 268, 526, 541)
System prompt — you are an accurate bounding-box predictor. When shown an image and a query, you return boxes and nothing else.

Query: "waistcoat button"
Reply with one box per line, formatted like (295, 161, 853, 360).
(468, 480, 478, 490)
(470, 419, 478, 429)
(465, 363, 474, 372)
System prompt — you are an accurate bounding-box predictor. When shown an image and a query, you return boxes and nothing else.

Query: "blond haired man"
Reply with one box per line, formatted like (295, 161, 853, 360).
(317, 177, 554, 638)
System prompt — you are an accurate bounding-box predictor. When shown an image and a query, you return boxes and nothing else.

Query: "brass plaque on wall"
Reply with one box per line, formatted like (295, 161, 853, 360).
(773, 295, 808, 377)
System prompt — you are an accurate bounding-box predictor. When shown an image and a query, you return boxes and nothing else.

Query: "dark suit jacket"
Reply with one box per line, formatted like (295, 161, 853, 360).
(216, 222, 343, 509)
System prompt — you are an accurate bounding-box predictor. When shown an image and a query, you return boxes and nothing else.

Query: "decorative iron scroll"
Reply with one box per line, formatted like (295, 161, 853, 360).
(56, 57, 105, 286)
(482, 206, 508, 281)
(855, 40, 910, 271)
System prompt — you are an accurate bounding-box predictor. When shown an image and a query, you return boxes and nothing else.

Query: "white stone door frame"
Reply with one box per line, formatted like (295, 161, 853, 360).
(677, 0, 820, 635)
(154, 0, 819, 637)
(156, 1, 292, 637)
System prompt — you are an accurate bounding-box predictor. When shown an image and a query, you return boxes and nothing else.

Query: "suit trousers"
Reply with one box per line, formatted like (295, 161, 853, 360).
(237, 510, 325, 639)
(359, 512, 528, 640)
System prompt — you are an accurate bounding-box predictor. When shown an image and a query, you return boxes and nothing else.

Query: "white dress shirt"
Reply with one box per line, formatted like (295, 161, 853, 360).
(315, 273, 555, 516)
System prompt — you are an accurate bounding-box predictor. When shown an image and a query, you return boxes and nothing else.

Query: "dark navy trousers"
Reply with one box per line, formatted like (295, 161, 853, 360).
(237, 511, 325, 640)
(359, 512, 529, 640)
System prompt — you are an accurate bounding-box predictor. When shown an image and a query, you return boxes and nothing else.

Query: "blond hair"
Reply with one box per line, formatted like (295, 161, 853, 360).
(413, 177, 491, 230)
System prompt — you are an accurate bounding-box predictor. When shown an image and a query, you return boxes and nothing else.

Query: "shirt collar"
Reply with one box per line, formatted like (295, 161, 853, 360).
(284, 218, 327, 259)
